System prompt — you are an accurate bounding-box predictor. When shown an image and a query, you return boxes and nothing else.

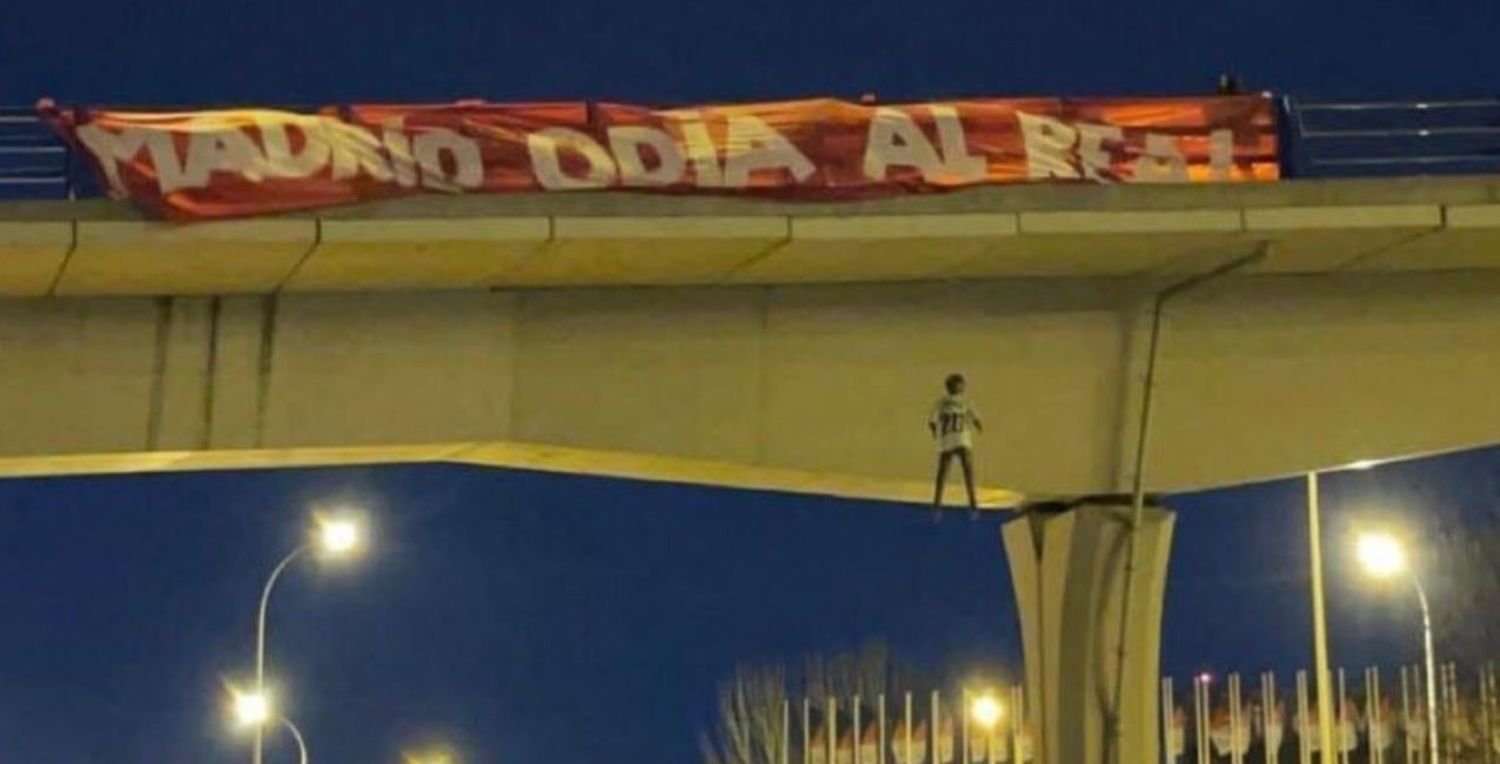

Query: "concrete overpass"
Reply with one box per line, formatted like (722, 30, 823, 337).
(5, 172, 1500, 764)
(0, 175, 1498, 500)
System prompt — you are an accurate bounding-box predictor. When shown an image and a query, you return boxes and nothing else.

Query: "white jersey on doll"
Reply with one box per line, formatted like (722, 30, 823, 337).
(930, 394, 980, 452)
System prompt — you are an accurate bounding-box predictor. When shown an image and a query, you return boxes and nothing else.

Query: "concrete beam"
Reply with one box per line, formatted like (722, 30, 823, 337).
(1244, 204, 1443, 273)
(0, 221, 70, 296)
(0, 439, 1025, 509)
(58, 219, 315, 295)
(286, 218, 551, 291)
(5, 177, 1500, 295)
(0, 271, 1494, 496)
(1, 179, 1497, 496)
(515, 216, 790, 285)
(734, 214, 1016, 283)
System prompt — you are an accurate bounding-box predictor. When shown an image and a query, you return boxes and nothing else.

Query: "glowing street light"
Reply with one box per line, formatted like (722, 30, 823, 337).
(316, 516, 363, 557)
(404, 749, 459, 764)
(231, 688, 272, 729)
(1356, 531, 1440, 763)
(970, 694, 1004, 730)
(1356, 532, 1407, 578)
(227, 688, 309, 764)
(251, 511, 367, 764)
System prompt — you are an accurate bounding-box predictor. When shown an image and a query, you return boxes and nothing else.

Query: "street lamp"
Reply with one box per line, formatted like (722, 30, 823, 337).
(1305, 460, 1382, 759)
(1356, 531, 1441, 763)
(1356, 533, 1407, 578)
(228, 689, 309, 764)
(277, 717, 310, 764)
(316, 517, 362, 557)
(970, 694, 1004, 730)
(231, 688, 272, 729)
(968, 692, 1004, 764)
(252, 512, 366, 764)
(403, 743, 462, 764)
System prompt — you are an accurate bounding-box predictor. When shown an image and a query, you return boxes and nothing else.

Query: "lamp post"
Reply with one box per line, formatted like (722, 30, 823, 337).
(277, 717, 310, 764)
(1356, 531, 1441, 763)
(1305, 471, 1337, 761)
(231, 688, 309, 764)
(1305, 461, 1380, 760)
(252, 515, 364, 764)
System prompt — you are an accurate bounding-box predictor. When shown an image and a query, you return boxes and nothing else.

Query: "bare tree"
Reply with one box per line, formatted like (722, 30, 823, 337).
(1395, 462, 1500, 663)
(1431, 518, 1500, 662)
(702, 642, 896, 764)
(701, 664, 789, 764)
(805, 641, 891, 702)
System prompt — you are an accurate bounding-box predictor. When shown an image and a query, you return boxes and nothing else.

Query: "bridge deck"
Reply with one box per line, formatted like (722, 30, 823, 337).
(4, 175, 1500, 296)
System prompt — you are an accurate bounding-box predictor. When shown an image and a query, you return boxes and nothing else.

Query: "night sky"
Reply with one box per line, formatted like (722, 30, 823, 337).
(0, 446, 1497, 763)
(5, 0, 1500, 105)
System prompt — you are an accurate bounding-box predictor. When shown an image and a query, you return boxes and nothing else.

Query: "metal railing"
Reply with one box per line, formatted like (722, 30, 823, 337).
(729, 662, 1498, 764)
(0, 106, 74, 200)
(1162, 662, 1499, 764)
(1283, 96, 1500, 178)
(5, 96, 1500, 202)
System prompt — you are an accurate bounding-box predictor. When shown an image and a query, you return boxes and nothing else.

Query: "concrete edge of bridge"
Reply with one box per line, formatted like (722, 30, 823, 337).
(0, 439, 1027, 510)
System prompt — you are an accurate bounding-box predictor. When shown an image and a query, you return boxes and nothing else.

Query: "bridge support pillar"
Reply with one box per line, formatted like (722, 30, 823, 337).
(1001, 499, 1175, 764)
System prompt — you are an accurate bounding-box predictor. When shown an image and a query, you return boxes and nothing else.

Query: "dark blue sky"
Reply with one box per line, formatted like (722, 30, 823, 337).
(0, 446, 1497, 764)
(0, 465, 1015, 764)
(6, 0, 1500, 105)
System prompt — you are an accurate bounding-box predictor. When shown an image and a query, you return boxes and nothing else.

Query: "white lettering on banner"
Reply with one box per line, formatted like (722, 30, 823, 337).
(1016, 112, 1081, 180)
(1076, 123, 1122, 181)
(862, 105, 986, 183)
(376, 118, 419, 189)
(146, 131, 194, 192)
(1018, 110, 1210, 183)
(69, 105, 1254, 202)
(257, 115, 332, 181)
(1132, 133, 1190, 182)
(74, 124, 149, 195)
(1208, 128, 1232, 180)
(528, 127, 617, 189)
(607, 126, 687, 186)
(864, 108, 940, 180)
(722, 115, 815, 187)
(929, 106, 986, 181)
(413, 128, 483, 191)
(76, 115, 482, 194)
(326, 122, 395, 183)
(176, 129, 268, 191)
(671, 114, 724, 187)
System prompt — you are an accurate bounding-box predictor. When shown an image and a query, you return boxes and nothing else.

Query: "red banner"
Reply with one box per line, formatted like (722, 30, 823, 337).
(42, 96, 1277, 220)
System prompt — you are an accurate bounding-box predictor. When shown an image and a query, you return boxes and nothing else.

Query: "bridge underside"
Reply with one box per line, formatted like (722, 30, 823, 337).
(1, 176, 1497, 497)
(0, 439, 1024, 508)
